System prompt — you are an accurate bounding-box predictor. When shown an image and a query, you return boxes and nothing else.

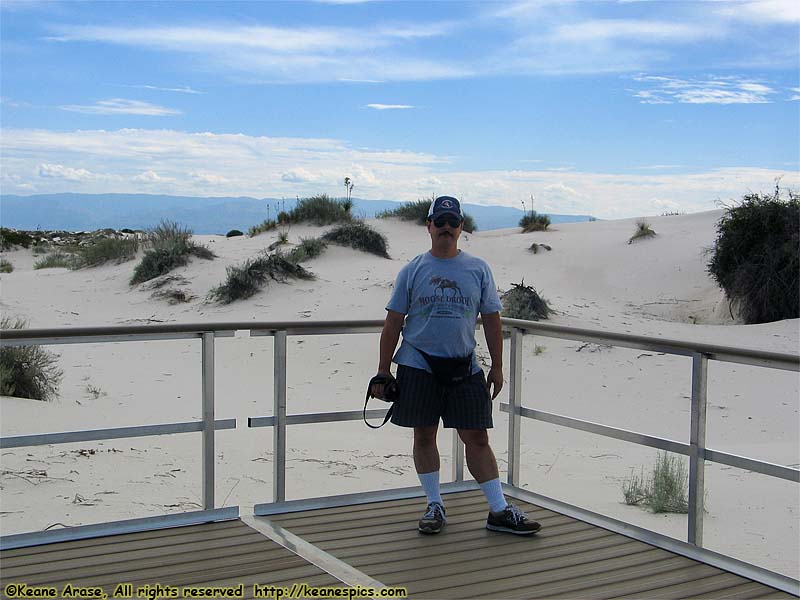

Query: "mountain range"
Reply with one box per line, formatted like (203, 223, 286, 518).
(0, 193, 595, 233)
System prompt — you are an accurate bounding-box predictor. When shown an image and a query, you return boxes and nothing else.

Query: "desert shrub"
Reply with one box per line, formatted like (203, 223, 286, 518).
(501, 281, 552, 321)
(268, 231, 290, 251)
(288, 237, 327, 264)
(322, 221, 390, 258)
(378, 199, 432, 224)
(151, 288, 195, 304)
(628, 219, 656, 244)
(0, 228, 33, 250)
(528, 243, 552, 254)
(378, 197, 477, 232)
(130, 220, 213, 285)
(130, 247, 189, 284)
(77, 236, 139, 267)
(462, 214, 477, 233)
(277, 211, 290, 223)
(248, 220, 277, 237)
(519, 211, 550, 232)
(708, 188, 799, 324)
(0, 317, 63, 401)
(622, 451, 688, 514)
(287, 194, 353, 225)
(34, 251, 79, 270)
(226, 229, 244, 238)
(0, 258, 13, 273)
(208, 251, 314, 304)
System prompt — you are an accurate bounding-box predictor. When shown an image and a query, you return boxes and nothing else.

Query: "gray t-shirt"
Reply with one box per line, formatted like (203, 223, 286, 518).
(386, 250, 503, 374)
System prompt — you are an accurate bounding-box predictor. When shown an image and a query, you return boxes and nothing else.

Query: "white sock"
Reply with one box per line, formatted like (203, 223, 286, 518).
(480, 478, 508, 514)
(418, 470, 443, 506)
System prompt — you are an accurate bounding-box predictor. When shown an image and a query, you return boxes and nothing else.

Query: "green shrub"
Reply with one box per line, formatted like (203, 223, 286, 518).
(0, 258, 13, 273)
(501, 281, 552, 321)
(248, 220, 277, 237)
(322, 221, 390, 258)
(377, 199, 432, 224)
(277, 211, 290, 223)
(378, 197, 477, 232)
(287, 194, 353, 225)
(226, 229, 244, 238)
(708, 188, 799, 324)
(0, 228, 33, 250)
(462, 214, 477, 233)
(208, 250, 314, 304)
(130, 220, 213, 285)
(288, 237, 327, 264)
(34, 251, 79, 270)
(268, 231, 290, 251)
(0, 317, 63, 401)
(519, 211, 551, 232)
(622, 451, 688, 514)
(130, 247, 189, 284)
(77, 236, 139, 267)
(628, 219, 656, 244)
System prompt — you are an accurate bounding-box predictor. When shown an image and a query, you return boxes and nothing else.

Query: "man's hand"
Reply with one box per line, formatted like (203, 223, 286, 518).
(486, 365, 504, 400)
(371, 372, 392, 399)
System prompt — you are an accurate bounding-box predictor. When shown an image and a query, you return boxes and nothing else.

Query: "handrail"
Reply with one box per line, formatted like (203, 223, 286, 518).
(1, 318, 798, 558)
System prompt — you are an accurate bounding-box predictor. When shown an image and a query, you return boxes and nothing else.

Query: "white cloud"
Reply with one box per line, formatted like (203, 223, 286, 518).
(789, 88, 800, 101)
(366, 104, 414, 110)
(48, 23, 471, 83)
(5, 128, 798, 219)
(60, 98, 181, 116)
(281, 168, 321, 183)
(134, 170, 172, 183)
(191, 172, 229, 185)
(554, 19, 712, 43)
(632, 75, 777, 104)
(716, 0, 800, 24)
(38, 163, 94, 181)
(128, 85, 203, 95)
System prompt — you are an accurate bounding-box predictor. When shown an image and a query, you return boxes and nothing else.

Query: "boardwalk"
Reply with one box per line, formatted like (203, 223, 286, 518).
(2, 490, 794, 599)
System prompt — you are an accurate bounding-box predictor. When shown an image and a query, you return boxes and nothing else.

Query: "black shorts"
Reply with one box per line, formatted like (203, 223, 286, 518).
(390, 364, 493, 430)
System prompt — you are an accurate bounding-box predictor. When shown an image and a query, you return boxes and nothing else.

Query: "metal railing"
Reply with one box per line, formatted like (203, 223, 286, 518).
(1, 319, 798, 552)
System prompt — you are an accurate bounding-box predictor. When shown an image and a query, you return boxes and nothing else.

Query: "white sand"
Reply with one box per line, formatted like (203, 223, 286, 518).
(1, 211, 798, 578)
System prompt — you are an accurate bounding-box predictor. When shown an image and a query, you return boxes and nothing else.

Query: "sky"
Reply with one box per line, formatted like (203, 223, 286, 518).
(1, 0, 798, 219)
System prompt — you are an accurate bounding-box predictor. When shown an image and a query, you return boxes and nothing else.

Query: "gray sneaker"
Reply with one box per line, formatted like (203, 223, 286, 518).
(486, 504, 541, 535)
(418, 502, 446, 534)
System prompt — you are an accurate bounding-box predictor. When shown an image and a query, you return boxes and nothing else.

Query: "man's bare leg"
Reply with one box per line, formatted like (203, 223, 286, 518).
(414, 425, 440, 474)
(458, 428, 499, 483)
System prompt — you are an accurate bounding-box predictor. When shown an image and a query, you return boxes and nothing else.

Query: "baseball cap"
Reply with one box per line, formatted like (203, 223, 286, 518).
(427, 196, 463, 221)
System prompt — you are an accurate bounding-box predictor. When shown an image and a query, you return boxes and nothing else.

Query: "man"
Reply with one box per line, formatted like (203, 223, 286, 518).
(372, 196, 541, 536)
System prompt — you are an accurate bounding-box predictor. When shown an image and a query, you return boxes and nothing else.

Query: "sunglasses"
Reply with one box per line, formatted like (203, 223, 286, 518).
(432, 215, 463, 228)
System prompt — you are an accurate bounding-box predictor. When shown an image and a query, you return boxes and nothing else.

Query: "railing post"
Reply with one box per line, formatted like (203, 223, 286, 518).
(507, 328, 523, 486)
(451, 430, 464, 482)
(688, 351, 709, 546)
(201, 332, 215, 510)
(273, 330, 288, 503)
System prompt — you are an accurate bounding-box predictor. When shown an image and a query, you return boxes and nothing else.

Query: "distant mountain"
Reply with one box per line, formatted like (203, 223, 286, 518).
(0, 193, 595, 233)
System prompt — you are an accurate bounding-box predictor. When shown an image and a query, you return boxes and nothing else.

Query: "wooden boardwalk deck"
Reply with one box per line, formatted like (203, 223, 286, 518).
(1, 490, 795, 599)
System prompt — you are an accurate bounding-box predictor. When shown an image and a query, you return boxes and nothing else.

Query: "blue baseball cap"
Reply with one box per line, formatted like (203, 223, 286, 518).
(427, 196, 463, 220)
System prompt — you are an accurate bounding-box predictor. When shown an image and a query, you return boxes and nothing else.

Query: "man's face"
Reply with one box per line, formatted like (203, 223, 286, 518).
(427, 214, 463, 244)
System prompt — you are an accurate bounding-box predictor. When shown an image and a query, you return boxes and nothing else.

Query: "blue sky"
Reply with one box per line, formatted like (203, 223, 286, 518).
(1, 0, 798, 218)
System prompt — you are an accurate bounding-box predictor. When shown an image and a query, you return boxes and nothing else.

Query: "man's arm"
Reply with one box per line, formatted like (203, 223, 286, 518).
(372, 310, 405, 398)
(481, 311, 504, 399)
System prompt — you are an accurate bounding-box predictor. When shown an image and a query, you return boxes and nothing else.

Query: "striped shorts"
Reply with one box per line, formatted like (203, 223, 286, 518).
(390, 364, 493, 430)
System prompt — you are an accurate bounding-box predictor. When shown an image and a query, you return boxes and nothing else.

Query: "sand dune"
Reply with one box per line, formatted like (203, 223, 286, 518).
(1, 211, 797, 578)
